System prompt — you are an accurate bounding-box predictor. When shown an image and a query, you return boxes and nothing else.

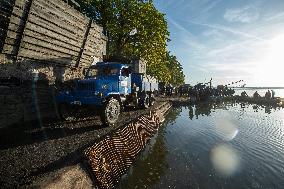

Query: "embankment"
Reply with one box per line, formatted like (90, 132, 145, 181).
(0, 99, 172, 188)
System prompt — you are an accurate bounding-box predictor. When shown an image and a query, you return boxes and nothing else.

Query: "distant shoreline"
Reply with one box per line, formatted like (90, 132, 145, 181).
(233, 87, 284, 90)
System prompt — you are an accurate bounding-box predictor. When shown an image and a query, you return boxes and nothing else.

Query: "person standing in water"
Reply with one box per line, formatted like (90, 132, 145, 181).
(254, 91, 261, 98)
(265, 90, 271, 98)
(271, 90, 275, 99)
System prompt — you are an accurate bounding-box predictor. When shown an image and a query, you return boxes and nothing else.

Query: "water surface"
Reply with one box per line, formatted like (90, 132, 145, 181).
(120, 102, 284, 189)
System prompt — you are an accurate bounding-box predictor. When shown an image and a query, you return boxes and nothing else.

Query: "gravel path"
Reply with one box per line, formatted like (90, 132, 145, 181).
(0, 98, 169, 188)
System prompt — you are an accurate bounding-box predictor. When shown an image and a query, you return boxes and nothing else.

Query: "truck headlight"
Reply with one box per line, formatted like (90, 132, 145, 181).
(94, 91, 103, 97)
(65, 91, 70, 95)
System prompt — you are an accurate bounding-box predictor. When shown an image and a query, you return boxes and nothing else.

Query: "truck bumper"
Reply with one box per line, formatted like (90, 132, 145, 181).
(56, 93, 103, 106)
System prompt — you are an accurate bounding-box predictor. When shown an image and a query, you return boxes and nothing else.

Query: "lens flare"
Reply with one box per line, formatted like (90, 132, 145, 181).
(215, 118, 239, 141)
(211, 144, 240, 176)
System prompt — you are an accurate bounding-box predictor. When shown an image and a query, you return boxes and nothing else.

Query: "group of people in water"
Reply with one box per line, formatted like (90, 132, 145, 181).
(241, 90, 276, 99)
(160, 81, 279, 105)
(182, 84, 235, 101)
(160, 83, 236, 102)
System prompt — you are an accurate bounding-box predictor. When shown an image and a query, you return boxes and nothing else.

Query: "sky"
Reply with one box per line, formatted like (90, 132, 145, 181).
(154, 0, 284, 87)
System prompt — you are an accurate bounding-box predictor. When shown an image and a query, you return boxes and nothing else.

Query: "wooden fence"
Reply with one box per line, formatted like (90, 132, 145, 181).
(1, 0, 106, 67)
(0, 0, 15, 52)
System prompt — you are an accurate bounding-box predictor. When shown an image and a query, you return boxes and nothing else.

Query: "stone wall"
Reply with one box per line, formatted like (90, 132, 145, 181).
(0, 81, 59, 128)
(0, 56, 84, 84)
(0, 0, 107, 128)
(0, 56, 85, 128)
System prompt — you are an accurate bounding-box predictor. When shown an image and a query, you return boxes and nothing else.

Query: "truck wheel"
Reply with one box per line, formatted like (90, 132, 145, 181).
(101, 98, 121, 125)
(150, 96, 155, 106)
(133, 95, 139, 109)
(142, 94, 150, 109)
(58, 103, 72, 120)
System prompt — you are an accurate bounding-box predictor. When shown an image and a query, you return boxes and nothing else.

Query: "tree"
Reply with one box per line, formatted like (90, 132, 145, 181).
(77, 0, 184, 84)
(164, 51, 185, 86)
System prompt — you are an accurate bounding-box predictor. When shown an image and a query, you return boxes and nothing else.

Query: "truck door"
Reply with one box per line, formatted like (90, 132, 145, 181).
(119, 67, 131, 95)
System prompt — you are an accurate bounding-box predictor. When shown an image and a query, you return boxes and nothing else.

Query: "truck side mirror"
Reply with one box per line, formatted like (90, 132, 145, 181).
(121, 68, 130, 77)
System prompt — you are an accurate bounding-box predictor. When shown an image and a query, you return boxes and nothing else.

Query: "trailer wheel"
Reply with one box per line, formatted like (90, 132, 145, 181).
(101, 97, 121, 126)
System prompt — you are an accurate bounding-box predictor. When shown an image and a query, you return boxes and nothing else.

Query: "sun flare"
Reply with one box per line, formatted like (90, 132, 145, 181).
(254, 34, 284, 87)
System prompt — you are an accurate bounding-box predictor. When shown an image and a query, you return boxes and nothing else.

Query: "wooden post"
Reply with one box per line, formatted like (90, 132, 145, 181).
(0, 0, 16, 53)
(75, 19, 92, 67)
(13, 0, 33, 60)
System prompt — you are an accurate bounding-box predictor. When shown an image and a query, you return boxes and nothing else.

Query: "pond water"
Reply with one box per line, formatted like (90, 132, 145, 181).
(119, 102, 284, 189)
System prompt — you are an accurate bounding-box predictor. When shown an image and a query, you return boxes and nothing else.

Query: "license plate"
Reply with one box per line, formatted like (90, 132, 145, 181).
(71, 101, 81, 105)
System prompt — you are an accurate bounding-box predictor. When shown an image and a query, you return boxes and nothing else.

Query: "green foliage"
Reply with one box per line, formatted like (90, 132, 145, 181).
(165, 51, 185, 86)
(77, 0, 184, 85)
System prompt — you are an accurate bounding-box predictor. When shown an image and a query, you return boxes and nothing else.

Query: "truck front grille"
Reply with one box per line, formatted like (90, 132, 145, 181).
(77, 82, 96, 90)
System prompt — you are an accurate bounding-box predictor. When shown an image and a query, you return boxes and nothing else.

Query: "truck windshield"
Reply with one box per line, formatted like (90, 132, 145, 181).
(86, 66, 119, 77)
(100, 66, 119, 75)
(86, 67, 98, 77)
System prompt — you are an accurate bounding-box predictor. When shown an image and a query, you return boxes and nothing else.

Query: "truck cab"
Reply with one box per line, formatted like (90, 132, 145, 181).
(83, 62, 132, 101)
(56, 61, 157, 125)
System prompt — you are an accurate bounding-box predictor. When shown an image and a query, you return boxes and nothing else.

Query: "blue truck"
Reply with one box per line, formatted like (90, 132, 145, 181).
(56, 61, 158, 125)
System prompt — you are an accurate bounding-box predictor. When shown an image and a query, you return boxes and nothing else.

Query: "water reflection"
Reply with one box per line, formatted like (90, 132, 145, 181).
(119, 131, 168, 189)
(119, 108, 182, 189)
(120, 101, 284, 189)
(166, 106, 183, 124)
(187, 101, 281, 120)
(251, 104, 274, 114)
(187, 102, 214, 120)
(188, 105, 194, 120)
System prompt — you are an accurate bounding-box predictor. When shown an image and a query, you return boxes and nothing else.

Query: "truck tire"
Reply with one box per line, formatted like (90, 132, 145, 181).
(58, 103, 77, 120)
(150, 95, 155, 106)
(142, 94, 150, 109)
(101, 97, 121, 125)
